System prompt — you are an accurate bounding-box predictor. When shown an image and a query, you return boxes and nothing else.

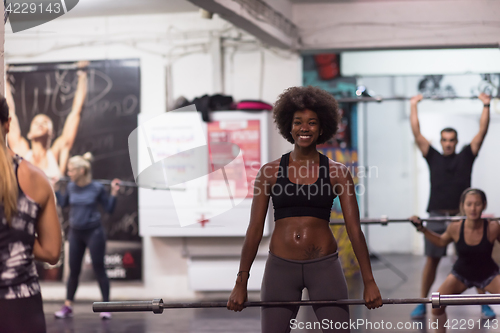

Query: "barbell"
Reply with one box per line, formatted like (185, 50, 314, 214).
(7, 63, 91, 73)
(336, 96, 486, 104)
(330, 216, 500, 226)
(57, 177, 185, 191)
(93, 292, 500, 314)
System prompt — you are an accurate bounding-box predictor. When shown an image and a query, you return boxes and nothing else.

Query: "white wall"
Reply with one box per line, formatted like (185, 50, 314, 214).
(356, 77, 415, 253)
(342, 49, 500, 77)
(5, 12, 300, 301)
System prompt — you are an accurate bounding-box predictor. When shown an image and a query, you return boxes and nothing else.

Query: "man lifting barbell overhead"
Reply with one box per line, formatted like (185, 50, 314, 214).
(410, 92, 493, 320)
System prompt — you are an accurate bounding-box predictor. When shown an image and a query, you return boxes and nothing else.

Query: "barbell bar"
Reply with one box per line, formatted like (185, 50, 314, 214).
(336, 96, 492, 104)
(57, 176, 137, 187)
(57, 177, 185, 191)
(92, 292, 500, 314)
(7, 63, 91, 73)
(330, 216, 500, 226)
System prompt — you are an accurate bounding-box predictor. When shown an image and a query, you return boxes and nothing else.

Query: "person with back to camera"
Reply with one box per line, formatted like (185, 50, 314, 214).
(411, 188, 500, 332)
(0, 95, 62, 333)
(6, 62, 89, 277)
(227, 86, 383, 333)
(53, 152, 120, 320)
(409, 92, 494, 320)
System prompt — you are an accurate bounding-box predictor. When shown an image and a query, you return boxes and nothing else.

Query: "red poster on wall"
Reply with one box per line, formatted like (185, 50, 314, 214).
(207, 120, 261, 199)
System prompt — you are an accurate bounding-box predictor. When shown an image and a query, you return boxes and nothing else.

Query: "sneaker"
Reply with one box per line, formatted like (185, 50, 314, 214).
(54, 305, 73, 319)
(100, 312, 112, 320)
(410, 304, 426, 319)
(481, 305, 496, 320)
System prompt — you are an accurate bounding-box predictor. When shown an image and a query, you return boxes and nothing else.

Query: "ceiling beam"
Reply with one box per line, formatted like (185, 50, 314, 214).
(186, 0, 300, 50)
(295, 0, 500, 51)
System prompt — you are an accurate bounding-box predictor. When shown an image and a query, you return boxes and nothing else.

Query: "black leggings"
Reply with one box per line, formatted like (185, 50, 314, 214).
(67, 226, 109, 302)
(261, 251, 350, 333)
(0, 293, 46, 333)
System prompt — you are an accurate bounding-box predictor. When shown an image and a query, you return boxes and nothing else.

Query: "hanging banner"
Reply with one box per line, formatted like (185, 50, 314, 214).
(7, 59, 142, 281)
(207, 119, 261, 200)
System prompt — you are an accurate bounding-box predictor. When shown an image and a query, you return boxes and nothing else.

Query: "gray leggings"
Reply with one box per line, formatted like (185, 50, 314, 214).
(261, 251, 350, 333)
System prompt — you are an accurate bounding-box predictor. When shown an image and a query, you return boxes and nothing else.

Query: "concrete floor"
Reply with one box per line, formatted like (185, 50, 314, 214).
(43, 254, 500, 332)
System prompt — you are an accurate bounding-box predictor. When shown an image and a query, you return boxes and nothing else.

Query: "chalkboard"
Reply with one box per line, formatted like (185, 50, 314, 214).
(8, 59, 141, 242)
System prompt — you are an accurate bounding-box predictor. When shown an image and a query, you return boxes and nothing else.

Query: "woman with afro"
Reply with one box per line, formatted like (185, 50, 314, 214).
(227, 86, 382, 332)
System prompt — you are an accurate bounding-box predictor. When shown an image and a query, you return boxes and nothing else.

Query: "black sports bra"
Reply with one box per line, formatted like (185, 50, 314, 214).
(452, 219, 499, 282)
(271, 152, 336, 222)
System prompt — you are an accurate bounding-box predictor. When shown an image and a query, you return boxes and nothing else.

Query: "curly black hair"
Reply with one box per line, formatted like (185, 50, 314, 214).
(273, 86, 340, 145)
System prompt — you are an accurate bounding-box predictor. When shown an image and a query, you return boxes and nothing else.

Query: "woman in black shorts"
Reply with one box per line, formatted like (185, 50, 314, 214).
(412, 188, 500, 331)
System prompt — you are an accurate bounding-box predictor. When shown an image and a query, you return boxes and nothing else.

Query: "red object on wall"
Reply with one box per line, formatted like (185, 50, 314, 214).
(314, 54, 339, 80)
(122, 252, 135, 267)
(198, 214, 210, 227)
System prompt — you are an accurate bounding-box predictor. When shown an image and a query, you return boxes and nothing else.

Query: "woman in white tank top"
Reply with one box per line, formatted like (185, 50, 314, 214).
(5, 61, 88, 180)
(24, 149, 62, 180)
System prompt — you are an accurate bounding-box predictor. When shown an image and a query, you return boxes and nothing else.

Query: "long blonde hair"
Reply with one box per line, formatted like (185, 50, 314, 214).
(0, 96, 18, 224)
(68, 152, 93, 183)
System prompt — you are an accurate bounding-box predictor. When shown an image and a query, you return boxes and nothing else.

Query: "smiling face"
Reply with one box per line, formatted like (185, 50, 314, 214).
(28, 114, 53, 140)
(291, 109, 321, 147)
(462, 192, 485, 220)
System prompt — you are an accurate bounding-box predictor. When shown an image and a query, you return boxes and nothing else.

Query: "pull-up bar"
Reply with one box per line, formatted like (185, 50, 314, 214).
(336, 96, 488, 103)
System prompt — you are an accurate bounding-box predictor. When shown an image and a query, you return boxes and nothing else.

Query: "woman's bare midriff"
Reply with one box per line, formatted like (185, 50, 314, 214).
(270, 216, 337, 260)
